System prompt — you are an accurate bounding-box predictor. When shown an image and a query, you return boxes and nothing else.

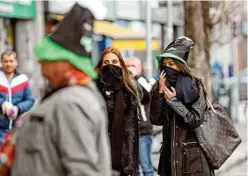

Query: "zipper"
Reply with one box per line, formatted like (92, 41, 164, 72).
(173, 114, 177, 176)
(182, 142, 197, 146)
(4, 74, 14, 130)
(7, 78, 13, 130)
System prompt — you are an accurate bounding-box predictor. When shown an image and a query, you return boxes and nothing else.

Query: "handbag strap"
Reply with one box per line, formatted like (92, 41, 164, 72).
(206, 97, 216, 113)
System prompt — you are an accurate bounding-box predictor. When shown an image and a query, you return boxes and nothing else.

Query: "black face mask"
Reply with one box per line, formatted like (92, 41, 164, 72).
(162, 66, 181, 87)
(101, 65, 123, 90)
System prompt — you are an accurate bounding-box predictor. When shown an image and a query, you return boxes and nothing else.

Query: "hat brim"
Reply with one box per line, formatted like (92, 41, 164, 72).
(34, 37, 97, 79)
(156, 52, 192, 72)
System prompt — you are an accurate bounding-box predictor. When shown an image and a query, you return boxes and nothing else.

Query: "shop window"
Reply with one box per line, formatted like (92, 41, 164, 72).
(3, 18, 15, 51)
(173, 25, 178, 40)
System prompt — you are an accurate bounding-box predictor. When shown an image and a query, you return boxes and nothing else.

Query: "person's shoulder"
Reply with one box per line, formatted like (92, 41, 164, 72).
(194, 78, 204, 90)
(0, 70, 5, 79)
(15, 72, 29, 81)
(56, 82, 105, 108)
(10, 73, 30, 87)
(151, 80, 159, 91)
(53, 83, 107, 122)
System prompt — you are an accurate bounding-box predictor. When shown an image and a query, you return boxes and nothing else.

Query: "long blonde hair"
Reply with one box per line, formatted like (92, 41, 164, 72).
(95, 47, 140, 103)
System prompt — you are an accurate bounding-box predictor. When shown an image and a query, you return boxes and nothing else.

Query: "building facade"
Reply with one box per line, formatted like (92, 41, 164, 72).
(0, 1, 45, 99)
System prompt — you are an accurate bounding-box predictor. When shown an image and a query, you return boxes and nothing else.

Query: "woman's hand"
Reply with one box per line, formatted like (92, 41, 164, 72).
(159, 70, 167, 93)
(164, 86, 176, 100)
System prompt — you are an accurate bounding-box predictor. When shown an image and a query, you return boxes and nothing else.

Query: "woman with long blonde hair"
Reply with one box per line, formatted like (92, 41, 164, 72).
(95, 47, 141, 176)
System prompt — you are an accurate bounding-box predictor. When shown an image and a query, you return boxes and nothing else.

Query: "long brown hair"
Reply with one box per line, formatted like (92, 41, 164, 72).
(174, 60, 208, 99)
(95, 47, 140, 103)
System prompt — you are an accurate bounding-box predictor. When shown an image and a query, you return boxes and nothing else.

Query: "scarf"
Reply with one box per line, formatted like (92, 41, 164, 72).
(42, 67, 90, 101)
(176, 75, 199, 105)
(162, 66, 181, 88)
(100, 65, 125, 171)
(162, 66, 199, 105)
(66, 67, 90, 86)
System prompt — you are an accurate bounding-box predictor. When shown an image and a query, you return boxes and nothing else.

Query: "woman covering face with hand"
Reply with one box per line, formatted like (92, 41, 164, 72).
(95, 47, 141, 176)
(150, 36, 215, 176)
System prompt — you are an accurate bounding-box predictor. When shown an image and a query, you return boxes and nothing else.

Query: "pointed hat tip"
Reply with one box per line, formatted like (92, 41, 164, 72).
(74, 0, 107, 20)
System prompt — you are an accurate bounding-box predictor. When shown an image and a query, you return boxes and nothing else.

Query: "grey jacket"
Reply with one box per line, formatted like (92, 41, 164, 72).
(11, 83, 112, 176)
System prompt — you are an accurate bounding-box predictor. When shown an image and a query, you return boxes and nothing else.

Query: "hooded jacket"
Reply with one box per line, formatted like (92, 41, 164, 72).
(0, 71, 34, 129)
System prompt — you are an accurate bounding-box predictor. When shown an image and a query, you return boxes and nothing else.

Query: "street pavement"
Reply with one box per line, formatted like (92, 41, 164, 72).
(215, 123, 247, 176)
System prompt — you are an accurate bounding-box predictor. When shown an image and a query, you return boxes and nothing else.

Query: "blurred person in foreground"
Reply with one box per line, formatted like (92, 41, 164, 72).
(0, 51, 34, 142)
(125, 57, 154, 176)
(150, 36, 215, 176)
(11, 2, 112, 176)
(95, 47, 141, 176)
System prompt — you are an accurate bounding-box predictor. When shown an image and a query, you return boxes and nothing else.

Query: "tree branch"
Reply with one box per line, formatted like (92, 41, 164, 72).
(211, 1, 241, 25)
(211, 38, 231, 46)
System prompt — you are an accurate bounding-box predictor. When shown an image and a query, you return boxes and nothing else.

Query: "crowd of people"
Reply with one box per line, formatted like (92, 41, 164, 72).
(0, 2, 217, 176)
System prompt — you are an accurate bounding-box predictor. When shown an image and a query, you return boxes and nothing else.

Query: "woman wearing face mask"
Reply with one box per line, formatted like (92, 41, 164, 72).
(150, 36, 215, 176)
(95, 47, 141, 176)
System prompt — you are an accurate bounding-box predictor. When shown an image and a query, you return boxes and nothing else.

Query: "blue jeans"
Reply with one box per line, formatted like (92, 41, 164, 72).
(137, 135, 154, 176)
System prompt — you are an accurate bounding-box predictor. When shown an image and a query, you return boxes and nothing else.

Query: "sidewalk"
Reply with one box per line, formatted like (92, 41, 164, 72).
(215, 123, 247, 176)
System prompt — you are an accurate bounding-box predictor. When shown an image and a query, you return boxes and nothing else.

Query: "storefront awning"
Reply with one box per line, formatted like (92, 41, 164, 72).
(0, 1, 36, 19)
(94, 21, 160, 50)
(50, 15, 160, 51)
(112, 39, 160, 51)
(94, 21, 145, 39)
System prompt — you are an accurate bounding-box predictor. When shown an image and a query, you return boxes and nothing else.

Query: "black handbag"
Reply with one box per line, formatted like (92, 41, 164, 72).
(194, 98, 242, 170)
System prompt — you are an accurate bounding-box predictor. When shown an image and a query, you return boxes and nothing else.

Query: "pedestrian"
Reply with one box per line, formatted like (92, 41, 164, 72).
(150, 36, 215, 176)
(11, 2, 112, 176)
(0, 51, 34, 142)
(95, 47, 140, 176)
(126, 57, 154, 176)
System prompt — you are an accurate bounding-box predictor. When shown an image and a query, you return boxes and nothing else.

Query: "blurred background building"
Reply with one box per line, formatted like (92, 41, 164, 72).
(209, 1, 247, 122)
(0, 1, 247, 175)
(43, 1, 184, 74)
(0, 0, 44, 99)
(0, 0, 246, 123)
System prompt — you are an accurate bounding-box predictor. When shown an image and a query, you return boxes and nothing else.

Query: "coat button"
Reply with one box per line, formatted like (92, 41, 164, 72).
(176, 142, 178, 146)
(176, 126, 179, 129)
(176, 161, 179, 163)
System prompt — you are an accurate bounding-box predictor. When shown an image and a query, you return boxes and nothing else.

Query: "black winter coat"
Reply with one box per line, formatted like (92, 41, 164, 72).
(150, 81, 215, 176)
(96, 79, 139, 176)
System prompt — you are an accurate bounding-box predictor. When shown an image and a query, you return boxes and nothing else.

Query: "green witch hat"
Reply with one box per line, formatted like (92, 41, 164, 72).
(34, 2, 106, 79)
(156, 36, 194, 72)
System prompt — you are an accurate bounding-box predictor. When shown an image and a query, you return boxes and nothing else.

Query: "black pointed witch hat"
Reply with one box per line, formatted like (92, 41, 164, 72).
(34, 2, 106, 78)
(49, 3, 94, 57)
(156, 36, 194, 71)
